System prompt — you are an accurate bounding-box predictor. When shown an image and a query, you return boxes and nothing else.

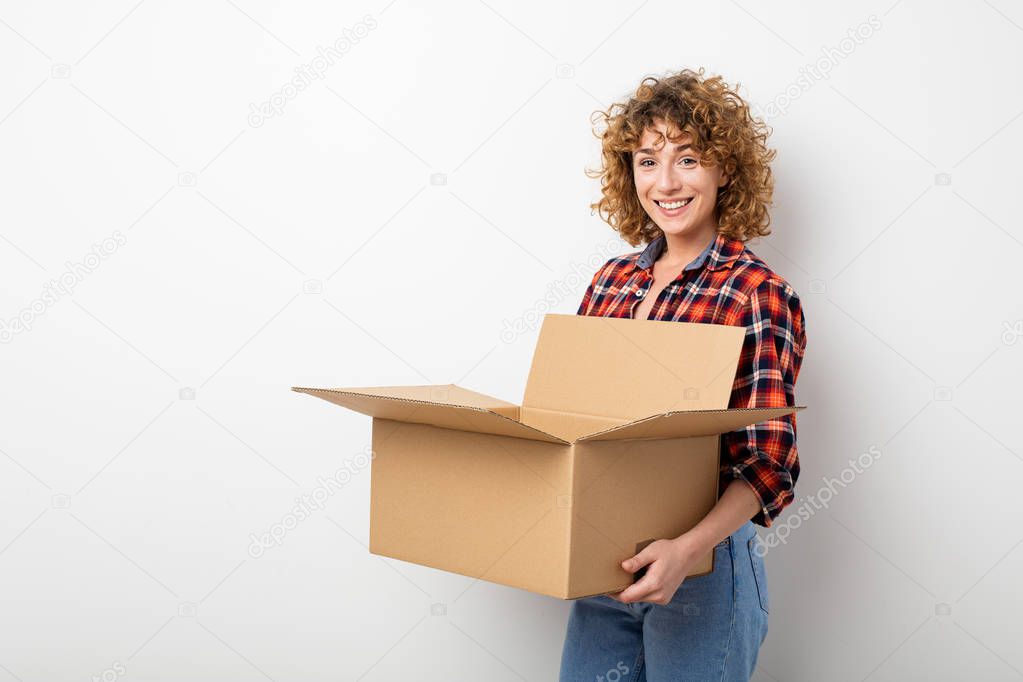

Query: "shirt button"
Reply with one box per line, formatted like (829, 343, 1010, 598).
(635, 288, 646, 298)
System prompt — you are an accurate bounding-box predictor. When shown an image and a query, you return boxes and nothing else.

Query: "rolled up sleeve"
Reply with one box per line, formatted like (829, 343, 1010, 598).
(721, 275, 807, 528)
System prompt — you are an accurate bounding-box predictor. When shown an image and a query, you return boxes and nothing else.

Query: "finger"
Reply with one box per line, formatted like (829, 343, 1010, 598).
(621, 546, 657, 573)
(615, 572, 659, 604)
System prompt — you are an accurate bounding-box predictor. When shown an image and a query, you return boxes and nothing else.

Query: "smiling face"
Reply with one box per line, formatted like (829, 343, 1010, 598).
(632, 119, 729, 242)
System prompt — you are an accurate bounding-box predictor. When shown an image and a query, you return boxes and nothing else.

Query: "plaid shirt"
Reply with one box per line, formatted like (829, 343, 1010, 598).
(577, 231, 807, 528)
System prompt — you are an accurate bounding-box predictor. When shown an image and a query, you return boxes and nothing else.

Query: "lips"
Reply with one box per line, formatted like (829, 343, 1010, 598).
(653, 197, 693, 216)
(655, 198, 692, 209)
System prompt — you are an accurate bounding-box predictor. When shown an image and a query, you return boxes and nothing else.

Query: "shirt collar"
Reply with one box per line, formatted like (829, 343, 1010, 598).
(635, 231, 743, 273)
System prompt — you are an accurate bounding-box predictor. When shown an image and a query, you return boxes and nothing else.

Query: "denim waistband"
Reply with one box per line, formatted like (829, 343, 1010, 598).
(715, 519, 757, 548)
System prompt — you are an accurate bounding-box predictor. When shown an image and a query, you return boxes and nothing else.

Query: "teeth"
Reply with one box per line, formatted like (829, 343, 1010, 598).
(657, 198, 691, 209)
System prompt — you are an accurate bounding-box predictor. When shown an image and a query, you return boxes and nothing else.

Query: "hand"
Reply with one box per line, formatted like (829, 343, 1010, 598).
(608, 535, 705, 606)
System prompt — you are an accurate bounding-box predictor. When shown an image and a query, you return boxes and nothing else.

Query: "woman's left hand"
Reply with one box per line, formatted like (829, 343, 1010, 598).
(607, 534, 706, 606)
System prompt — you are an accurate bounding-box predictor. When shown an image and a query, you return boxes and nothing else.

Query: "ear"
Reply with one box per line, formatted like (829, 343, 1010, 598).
(718, 171, 730, 189)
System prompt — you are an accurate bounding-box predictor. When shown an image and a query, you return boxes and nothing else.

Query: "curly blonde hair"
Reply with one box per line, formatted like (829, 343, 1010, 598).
(586, 68, 777, 245)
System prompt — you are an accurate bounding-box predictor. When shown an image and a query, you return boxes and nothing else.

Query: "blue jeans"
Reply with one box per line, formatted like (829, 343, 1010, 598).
(559, 521, 769, 681)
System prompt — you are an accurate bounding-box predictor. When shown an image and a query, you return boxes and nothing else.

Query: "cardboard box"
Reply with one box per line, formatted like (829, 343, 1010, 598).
(293, 313, 804, 600)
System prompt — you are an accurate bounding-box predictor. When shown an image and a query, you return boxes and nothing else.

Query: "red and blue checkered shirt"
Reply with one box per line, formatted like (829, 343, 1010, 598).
(577, 231, 807, 528)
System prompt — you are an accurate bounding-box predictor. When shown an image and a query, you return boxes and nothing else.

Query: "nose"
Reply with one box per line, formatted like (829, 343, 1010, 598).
(655, 163, 683, 194)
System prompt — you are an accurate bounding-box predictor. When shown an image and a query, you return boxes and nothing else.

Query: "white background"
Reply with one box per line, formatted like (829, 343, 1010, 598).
(2, 1, 1022, 680)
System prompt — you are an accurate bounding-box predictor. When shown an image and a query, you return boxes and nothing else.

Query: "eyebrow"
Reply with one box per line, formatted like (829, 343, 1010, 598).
(635, 143, 692, 156)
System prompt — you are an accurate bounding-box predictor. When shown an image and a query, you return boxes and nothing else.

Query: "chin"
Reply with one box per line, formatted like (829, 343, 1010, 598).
(658, 224, 696, 236)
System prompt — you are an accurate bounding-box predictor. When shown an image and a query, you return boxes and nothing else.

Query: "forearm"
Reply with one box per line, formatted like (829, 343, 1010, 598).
(673, 478, 761, 554)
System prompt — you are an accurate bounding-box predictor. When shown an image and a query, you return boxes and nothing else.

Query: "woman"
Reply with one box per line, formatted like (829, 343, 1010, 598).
(560, 69, 807, 681)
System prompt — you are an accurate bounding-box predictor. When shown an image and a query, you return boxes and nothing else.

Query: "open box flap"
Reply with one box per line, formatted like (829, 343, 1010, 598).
(292, 384, 521, 417)
(291, 385, 568, 444)
(576, 405, 806, 442)
(523, 314, 746, 422)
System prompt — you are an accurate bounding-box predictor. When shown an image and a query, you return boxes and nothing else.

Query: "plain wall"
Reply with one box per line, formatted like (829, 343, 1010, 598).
(1, 0, 1021, 680)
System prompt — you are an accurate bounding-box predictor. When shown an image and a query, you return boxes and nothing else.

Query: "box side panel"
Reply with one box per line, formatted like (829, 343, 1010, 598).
(369, 419, 574, 599)
(523, 314, 745, 420)
(565, 436, 720, 599)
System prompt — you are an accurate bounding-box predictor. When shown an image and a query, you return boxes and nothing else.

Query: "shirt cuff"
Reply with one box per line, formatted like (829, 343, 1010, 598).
(729, 453, 795, 528)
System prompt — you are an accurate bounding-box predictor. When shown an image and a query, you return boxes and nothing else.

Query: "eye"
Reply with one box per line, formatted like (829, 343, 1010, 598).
(680, 157, 697, 166)
(638, 158, 655, 167)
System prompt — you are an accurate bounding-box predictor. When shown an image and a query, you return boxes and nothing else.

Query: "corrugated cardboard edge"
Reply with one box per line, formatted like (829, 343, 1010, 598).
(291, 383, 518, 413)
(290, 386, 570, 445)
(568, 556, 720, 601)
(576, 405, 807, 442)
(566, 557, 718, 600)
(368, 545, 574, 600)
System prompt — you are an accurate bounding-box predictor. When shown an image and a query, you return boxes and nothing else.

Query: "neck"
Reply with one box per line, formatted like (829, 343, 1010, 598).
(660, 224, 717, 265)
